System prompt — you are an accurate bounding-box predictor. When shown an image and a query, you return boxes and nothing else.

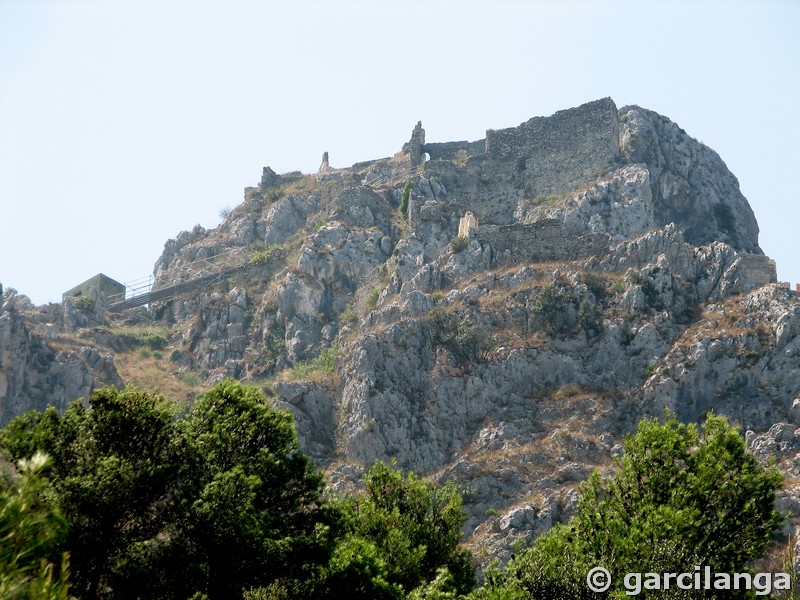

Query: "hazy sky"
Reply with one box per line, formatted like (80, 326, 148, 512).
(1, 1, 798, 305)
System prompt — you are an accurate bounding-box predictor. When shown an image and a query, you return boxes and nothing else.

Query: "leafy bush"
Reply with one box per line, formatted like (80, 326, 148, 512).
(366, 288, 381, 310)
(450, 236, 469, 253)
(532, 284, 570, 335)
(577, 297, 603, 337)
(582, 273, 607, 301)
(265, 188, 285, 203)
(400, 180, 412, 220)
(340, 307, 358, 326)
(471, 539, 598, 600)
(181, 372, 200, 387)
(74, 296, 94, 312)
(533, 282, 608, 337)
(254, 325, 286, 376)
(619, 324, 635, 347)
(250, 244, 283, 266)
(640, 278, 663, 310)
(0, 382, 339, 599)
(116, 328, 169, 351)
(334, 462, 474, 597)
(481, 412, 784, 599)
(314, 346, 338, 373)
(428, 308, 491, 364)
(287, 346, 338, 381)
(0, 452, 72, 599)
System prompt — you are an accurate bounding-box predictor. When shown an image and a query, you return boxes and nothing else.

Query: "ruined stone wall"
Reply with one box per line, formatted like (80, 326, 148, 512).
(735, 254, 778, 289)
(458, 211, 478, 238)
(424, 140, 485, 162)
(485, 97, 620, 198)
(475, 219, 609, 262)
(401, 121, 426, 166)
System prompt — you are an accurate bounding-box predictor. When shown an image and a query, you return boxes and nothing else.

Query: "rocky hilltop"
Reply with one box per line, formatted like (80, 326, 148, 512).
(3, 98, 800, 563)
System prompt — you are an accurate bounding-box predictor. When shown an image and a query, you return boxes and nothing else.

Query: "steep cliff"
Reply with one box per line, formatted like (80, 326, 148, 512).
(2, 98, 797, 564)
(0, 285, 121, 423)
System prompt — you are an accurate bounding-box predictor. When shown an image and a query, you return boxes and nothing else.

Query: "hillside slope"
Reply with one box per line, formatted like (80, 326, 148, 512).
(3, 98, 798, 564)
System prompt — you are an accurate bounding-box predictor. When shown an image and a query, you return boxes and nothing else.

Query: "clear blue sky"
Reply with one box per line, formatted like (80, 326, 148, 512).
(1, 0, 798, 305)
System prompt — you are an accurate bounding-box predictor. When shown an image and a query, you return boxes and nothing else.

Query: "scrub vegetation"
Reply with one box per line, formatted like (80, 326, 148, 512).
(0, 385, 785, 599)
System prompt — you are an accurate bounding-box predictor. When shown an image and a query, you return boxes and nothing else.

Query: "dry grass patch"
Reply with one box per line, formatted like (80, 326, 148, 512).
(45, 334, 86, 356)
(485, 328, 549, 354)
(113, 350, 202, 402)
(285, 174, 321, 194)
(670, 296, 774, 358)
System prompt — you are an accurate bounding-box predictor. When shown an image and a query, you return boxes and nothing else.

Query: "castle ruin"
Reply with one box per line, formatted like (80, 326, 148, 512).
(458, 211, 478, 238)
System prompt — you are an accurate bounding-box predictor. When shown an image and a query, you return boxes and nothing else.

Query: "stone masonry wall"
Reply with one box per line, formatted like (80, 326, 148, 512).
(736, 254, 778, 289)
(424, 140, 486, 162)
(475, 219, 610, 262)
(485, 98, 620, 198)
(458, 211, 478, 238)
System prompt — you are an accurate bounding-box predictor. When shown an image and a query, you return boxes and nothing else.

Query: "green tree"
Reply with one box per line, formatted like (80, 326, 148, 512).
(578, 412, 783, 577)
(532, 283, 571, 335)
(248, 461, 476, 600)
(0, 452, 72, 599)
(310, 535, 404, 600)
(428, 308, 490, 364)
(333, 461, 475, 597)
(0, 381, 339, 599)
(176, 379, 339, 598)
(469, 543, 595, 600)
(400, 180, 413, 221)
(0, 387, 185, 597)
(475, 412, 784, 599)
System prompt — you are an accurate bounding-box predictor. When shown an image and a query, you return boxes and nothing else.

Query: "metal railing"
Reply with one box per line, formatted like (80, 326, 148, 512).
(106, 246, 283, 313)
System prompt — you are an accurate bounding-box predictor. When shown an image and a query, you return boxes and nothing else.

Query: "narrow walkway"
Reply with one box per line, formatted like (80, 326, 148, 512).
(106, 248, 286, 313)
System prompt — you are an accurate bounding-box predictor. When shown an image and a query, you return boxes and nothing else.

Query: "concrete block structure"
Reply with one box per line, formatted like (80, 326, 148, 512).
(63, 273, 124, 301)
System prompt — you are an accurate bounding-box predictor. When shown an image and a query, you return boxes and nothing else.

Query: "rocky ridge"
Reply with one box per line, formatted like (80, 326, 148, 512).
(2, 98, 798, 566)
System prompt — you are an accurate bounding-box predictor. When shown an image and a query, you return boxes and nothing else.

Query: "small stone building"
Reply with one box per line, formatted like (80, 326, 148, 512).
(62, 273, 124, 302)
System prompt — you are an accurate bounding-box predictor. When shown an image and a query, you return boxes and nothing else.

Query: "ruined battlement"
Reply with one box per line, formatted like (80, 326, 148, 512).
(424, 139, 485, 162)
(475, 219, 610, 262)
(484, 97, 619, 161)
(485, 97, 620, 197)
(735, 254, 777, 290)
(401, 98, 623, 226)
(458, 211, 478, 238)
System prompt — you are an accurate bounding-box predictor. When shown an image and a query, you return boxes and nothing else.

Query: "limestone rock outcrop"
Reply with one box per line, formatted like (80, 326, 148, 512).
(0, 288, 121, 424)
(4, 98, 795, 567)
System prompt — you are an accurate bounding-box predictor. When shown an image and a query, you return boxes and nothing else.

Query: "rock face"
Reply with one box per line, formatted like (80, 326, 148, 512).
(619, 106, 761, 252)
(3, 98, 796, 566)
(0, 288, 121, 424)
